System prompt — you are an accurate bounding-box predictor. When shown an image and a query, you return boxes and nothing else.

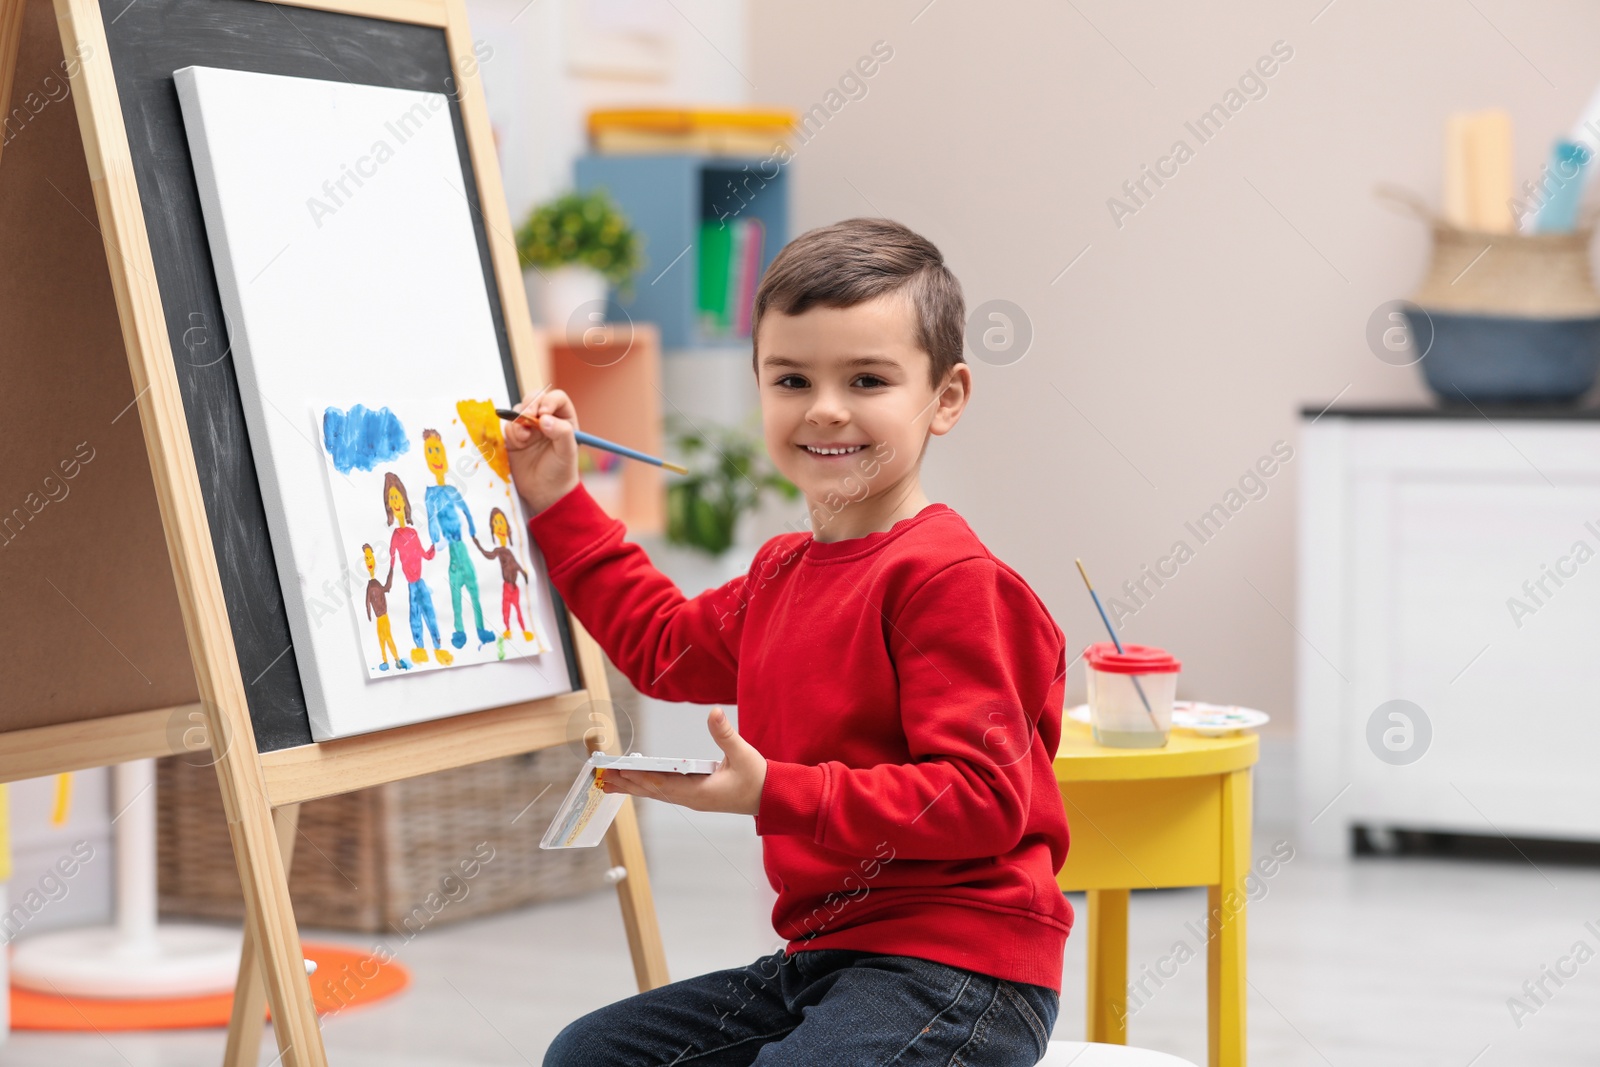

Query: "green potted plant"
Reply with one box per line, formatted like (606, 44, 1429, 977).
(515, 189, 641, 339)
(665, 417, 799, 558)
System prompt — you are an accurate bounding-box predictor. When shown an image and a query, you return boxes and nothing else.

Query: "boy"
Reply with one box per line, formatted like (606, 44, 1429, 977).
(509, 219, 1072, 1066)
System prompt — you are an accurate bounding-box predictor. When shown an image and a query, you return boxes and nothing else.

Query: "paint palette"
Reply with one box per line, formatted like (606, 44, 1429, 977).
(1066, 702, 1269, 736)
(541, 753, 718, 849)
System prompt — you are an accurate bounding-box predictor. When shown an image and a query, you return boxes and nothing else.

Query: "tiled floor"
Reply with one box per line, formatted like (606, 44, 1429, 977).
(3, 806, 1596, 1066)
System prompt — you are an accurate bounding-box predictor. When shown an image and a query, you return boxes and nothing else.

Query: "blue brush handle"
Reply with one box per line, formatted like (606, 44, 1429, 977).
(1087, 588, 1125, 654)
(574, 429, 667, 469)
(1087, 588, 1157, 720)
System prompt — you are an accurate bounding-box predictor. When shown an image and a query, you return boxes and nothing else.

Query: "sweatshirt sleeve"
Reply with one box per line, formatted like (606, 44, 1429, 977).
(526, 483, 745, 704)
(755, 557, 1065, 860)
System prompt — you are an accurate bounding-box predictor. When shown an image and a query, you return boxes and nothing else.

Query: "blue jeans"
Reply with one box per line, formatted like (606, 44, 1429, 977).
(544, 947, 1058, 1066)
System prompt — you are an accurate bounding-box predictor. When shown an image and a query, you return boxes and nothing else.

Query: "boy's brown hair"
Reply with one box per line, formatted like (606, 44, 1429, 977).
(751, 218, 965, 386)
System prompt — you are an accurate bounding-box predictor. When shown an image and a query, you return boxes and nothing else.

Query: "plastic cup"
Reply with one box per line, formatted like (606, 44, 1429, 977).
(1084, 642, 1181, 748)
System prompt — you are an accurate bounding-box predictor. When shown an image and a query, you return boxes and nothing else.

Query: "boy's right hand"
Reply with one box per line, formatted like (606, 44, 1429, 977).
(505, 388, 581, 514)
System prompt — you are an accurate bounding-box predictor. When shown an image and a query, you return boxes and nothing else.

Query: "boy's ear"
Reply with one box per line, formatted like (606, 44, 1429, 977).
(928, 363, 972, 437)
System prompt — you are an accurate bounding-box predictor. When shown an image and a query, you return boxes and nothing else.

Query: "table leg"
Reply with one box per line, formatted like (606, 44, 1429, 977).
(1208, 767, 1251, 1067)
(1086, 887, 1129, 1044)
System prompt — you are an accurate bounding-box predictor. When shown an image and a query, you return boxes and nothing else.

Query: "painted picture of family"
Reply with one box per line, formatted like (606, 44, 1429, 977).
(319, 399, 553, 679)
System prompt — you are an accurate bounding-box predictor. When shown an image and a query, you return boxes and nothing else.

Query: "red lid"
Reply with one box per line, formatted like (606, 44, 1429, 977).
(1083, 642, 1181, 675)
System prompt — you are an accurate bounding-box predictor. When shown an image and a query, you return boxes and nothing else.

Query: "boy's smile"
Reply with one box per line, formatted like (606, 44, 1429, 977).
(757, 292, 970, 542)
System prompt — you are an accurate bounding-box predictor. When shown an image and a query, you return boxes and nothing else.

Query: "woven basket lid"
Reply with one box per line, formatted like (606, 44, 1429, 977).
(1377, 183, 1600, 317)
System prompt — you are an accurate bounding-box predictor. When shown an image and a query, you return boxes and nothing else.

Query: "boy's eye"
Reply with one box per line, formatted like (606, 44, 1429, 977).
(774, 374, 809, 389)
(852, 374, 889, 388)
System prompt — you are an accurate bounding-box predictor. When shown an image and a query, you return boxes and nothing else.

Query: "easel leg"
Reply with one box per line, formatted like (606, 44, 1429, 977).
(1208, 768, 1251, 1067)
(1085, 887, 1129, 1044)
(222, 785, 326, 1067)
(225, 803, 301, 1067)
(603, 798, 670, 990)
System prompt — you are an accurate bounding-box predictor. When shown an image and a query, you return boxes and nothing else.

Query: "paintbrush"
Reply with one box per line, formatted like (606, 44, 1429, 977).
(1074, 557, 1161, 729)
(495, 407, 687, 475)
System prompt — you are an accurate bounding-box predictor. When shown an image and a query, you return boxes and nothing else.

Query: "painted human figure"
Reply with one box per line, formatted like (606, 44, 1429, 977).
(361, 542, 407, 671)
(421, 429, 496, 649)
(473, 507, 537, 643)
(384, 471, 453, 666)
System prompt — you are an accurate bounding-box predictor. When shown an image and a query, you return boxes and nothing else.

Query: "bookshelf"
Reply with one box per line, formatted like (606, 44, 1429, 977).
(574, 154, 789, 350)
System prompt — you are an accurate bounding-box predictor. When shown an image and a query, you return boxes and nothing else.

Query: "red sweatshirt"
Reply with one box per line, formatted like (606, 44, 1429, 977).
(528, 485, 1074, 991)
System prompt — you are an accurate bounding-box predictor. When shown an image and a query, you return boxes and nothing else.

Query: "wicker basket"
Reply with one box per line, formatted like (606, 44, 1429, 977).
(157, 741, 617, 933)
(1376, 183, 1600, 402)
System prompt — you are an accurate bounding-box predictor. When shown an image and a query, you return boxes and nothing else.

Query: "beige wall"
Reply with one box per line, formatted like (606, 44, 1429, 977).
(750, 1, 1600, 733)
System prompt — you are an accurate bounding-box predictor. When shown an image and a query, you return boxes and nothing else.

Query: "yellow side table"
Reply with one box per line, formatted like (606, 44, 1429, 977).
(1053, 721, 1259, 1067)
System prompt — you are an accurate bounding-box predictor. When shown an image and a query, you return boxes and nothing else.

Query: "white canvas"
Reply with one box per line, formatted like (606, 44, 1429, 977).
(174, 65, 572, 741)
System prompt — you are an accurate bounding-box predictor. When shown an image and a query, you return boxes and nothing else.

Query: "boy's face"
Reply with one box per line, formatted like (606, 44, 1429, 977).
(756, 292, 969, 514)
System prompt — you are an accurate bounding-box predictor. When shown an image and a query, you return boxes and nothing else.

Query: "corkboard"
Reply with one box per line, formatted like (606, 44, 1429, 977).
(0, 0, 196, 734)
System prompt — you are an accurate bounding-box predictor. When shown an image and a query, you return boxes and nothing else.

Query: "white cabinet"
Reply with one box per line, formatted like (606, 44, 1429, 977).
(1297, 412, 1600, 858)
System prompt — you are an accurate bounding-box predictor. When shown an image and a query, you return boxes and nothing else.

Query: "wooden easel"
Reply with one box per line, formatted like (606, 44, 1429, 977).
(0, 0, 669, 1062)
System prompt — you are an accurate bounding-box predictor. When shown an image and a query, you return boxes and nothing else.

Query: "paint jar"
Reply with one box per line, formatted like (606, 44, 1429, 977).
(1084, 643, 1181, 748)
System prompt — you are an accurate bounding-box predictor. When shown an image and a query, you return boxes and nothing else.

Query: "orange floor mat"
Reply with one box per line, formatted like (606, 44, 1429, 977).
(10, 941, 409, 1031)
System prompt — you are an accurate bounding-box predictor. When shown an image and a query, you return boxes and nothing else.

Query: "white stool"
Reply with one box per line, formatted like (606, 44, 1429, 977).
(1041, 1041, 1200, 1066)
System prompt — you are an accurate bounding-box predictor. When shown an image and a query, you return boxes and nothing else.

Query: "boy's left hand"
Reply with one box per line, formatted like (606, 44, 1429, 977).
(598, 708, 767, 816)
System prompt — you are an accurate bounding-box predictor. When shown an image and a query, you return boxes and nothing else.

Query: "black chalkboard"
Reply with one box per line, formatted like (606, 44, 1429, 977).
(101, 0, 579, 752)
